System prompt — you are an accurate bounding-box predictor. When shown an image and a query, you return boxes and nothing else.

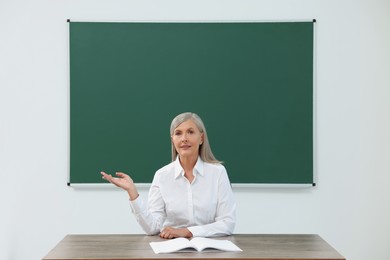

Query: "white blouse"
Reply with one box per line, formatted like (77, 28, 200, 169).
(129, 157, 236, 237)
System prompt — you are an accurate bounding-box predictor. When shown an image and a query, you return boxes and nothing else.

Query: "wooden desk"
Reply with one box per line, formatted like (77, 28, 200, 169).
(43, 234, 345, 260)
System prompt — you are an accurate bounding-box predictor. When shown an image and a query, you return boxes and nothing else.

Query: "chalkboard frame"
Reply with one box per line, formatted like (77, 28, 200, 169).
(68, 20, 316, 186)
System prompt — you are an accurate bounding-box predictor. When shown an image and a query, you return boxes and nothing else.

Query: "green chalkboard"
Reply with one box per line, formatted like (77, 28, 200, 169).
(69, 21, 314, 185)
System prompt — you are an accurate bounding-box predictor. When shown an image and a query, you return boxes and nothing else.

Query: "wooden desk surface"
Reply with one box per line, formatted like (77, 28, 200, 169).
(43, 234, 345, 260)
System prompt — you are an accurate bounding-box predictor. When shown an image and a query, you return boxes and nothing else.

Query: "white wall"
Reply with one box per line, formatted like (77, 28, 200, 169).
(1, 0, 389, 260)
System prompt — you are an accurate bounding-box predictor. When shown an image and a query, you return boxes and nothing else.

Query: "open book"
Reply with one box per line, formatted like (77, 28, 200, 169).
(149, 237, 242, 254)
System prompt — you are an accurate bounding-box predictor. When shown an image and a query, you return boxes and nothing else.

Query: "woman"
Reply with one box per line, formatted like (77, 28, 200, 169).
(101, 112, 236, 239)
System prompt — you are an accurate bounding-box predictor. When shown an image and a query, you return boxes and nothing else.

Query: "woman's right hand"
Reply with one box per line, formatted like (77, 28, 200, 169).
(100, 171, 139, 200)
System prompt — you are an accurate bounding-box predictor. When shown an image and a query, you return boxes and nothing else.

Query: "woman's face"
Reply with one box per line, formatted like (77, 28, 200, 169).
(171, 119, 204, 159)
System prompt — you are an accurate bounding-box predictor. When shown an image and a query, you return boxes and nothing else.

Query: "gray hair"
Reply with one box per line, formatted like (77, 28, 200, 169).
(170, 112, 222, 164)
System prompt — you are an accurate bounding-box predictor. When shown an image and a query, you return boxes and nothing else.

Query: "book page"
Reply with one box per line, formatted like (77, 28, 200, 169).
(150, 238, 193, 254)
(150, 237, 242, 254)
(191, 237, 242, 252)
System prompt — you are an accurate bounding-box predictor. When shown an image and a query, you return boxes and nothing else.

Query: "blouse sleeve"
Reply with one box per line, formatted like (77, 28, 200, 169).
(129, 173, 166, 235)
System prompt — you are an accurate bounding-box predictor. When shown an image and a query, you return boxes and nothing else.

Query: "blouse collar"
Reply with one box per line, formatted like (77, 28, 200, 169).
(174, 156, 204, 179)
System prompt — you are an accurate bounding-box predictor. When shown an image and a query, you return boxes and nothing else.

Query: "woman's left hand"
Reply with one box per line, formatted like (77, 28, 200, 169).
(159, 227, 193, 239)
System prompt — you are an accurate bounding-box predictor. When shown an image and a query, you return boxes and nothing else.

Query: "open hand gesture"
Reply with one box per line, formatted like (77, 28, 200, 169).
(100, 171, 139, 200)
